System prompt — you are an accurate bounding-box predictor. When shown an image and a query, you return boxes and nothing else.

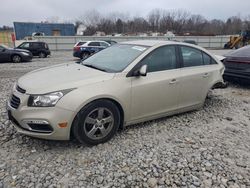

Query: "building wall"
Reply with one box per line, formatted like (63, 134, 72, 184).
(14, 22, 75, 40)
(0, 30, 14, 47)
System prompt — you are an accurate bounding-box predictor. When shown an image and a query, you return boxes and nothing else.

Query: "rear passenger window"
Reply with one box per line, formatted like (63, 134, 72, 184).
(100, 42, 109, 47)
(203, 53, 211, 65)
(31, 43, 40, 48)
(141, 45, 177, 73)
(180, 46, 203, 67)
(88, 42, 100, 46)
(203, 52, 218, 65)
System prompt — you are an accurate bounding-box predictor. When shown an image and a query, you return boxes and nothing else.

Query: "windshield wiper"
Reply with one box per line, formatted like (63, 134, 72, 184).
(82, 64, 107, 72)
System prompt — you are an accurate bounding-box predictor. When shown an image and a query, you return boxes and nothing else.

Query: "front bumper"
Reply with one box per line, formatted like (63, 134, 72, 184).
(22, 55, 33, 62)
(6, 90, 75, 140)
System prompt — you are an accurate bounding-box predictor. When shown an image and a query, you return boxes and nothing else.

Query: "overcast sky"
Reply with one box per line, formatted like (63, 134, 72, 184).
(1, 0, 250, 26)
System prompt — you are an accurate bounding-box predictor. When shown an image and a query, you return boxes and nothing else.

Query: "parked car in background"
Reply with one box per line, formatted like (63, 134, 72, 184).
(16, 41, 50, 58)
(0, 44, 32, 63)
(183, 40, 198, 45)
(73, 41, 111, 59)
(223, 45, 250, 82)
(104, 40, 117, 45)
(7, 40, 225, 145)
(74, 41, 87, 47)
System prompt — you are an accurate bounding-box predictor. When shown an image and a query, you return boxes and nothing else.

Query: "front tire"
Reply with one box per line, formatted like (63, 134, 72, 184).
(12, 55, 21, 63)
(72, 100, 120, 145)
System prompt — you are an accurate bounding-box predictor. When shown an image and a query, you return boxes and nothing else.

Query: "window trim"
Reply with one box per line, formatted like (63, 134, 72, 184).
(177, 45, 217, 68)
(126, 45, 180, 77)
(202, 52, 218, 65)
(88, 42, 100, 47)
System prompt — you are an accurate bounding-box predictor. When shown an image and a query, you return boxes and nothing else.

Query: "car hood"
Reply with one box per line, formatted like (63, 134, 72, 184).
(17, 63, 115, 94)
(13, 48, 30, 53)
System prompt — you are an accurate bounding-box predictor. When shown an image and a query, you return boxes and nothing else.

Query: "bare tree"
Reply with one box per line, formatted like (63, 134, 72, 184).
(78, 9, 101, 27)
(75, 9, 248, 36)
(148, 9, 162, 32)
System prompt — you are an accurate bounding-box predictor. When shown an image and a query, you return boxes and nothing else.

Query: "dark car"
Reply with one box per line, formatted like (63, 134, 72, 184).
(183, 40, 198, 45)
(104, 40, 117, 45)
(0, 44, 32, 63)
(223, 45, 250, 82)
(16, 41, 51, 58)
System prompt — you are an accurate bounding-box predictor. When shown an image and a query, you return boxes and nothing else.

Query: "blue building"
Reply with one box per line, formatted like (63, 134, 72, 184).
(14, 22, 75, 40)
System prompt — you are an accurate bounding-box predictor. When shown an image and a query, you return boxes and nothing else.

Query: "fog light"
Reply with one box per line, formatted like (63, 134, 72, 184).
(58, 122, 68, 128)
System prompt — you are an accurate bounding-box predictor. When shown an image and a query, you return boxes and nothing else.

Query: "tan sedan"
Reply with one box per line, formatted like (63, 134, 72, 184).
(7, 40, 225, 145)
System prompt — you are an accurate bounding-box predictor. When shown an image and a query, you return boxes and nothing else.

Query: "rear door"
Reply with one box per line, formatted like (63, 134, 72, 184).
(32, 43, 42, 56)
(178, 45, 216, 108)
(130, 45, 181, 121)
(88, 42, 102, 53)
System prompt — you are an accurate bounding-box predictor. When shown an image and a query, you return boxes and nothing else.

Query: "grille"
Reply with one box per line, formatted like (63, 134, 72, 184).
(16, 85, 26, 94)
(27, 123, 53, 133)
(10, 95, 21, 109)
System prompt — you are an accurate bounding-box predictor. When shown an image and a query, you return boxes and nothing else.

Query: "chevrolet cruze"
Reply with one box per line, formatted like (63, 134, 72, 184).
(7, 40, 225, 145)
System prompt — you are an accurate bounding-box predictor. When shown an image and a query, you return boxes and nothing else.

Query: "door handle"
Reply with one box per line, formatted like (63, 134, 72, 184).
(169, 79, 177, 84)
(203, 73, 209, 78)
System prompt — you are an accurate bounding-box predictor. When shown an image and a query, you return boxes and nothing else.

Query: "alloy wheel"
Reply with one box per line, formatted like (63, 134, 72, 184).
(83, 107, 114, 140)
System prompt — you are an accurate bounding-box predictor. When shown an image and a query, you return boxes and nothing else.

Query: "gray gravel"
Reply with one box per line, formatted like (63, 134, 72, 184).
(0, 51, 250, 188)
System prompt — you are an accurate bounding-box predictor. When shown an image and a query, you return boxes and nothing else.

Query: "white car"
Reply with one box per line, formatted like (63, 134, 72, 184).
(7, 40, 225, 145)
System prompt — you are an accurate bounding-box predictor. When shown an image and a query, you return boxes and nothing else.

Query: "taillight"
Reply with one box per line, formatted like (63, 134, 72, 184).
(73, 46, 80, 51)
(220, 66, 225, 75)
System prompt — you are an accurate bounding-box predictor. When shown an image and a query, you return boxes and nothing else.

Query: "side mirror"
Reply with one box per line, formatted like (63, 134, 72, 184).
(133, 64, 148, 77)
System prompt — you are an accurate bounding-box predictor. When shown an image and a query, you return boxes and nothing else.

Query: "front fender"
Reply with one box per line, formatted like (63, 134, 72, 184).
(56, 78, 131, 124)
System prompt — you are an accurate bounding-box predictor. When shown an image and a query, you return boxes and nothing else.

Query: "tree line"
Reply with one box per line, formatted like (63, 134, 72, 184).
(75, 9, 250, 36)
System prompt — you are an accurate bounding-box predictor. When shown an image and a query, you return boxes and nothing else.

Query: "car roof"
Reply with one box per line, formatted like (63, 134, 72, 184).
(23, 41, 45, 43)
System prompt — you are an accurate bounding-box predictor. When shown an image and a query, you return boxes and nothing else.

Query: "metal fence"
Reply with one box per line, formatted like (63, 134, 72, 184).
(34, 35, 230, 50)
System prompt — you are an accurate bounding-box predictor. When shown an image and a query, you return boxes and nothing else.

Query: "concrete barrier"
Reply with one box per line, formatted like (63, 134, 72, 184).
(34, 36, 230, 51)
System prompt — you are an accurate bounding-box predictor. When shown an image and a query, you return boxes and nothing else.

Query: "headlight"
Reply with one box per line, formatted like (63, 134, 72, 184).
(20, 52, 30, 56)
(28, 89, 74, 107)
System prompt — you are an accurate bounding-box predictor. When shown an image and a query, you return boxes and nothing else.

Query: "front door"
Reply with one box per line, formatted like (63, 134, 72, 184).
(130, 45, 181, 121)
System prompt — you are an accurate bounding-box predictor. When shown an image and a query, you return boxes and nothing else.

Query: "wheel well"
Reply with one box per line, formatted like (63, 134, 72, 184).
(11, 54, 22, 61)
(11, 54, 21, 58)
(70, 98, 125, 140)
(211, 81, 227, 89)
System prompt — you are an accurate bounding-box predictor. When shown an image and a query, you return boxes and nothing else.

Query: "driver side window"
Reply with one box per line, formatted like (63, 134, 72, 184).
(20, 43, 30, 48)
(140, 45, 177, 73)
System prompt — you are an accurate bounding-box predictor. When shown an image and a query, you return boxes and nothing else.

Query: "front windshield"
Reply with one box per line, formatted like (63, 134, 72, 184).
(81, 44, 148, 72)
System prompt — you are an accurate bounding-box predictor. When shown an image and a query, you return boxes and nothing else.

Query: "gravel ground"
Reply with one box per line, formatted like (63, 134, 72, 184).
(0, 51, 250, 188)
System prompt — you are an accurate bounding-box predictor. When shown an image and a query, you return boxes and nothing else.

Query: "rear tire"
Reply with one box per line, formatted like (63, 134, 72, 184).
(39, 52, 46, 58)
(72, 100, 120, 145)
(12, 55, 21, 63)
